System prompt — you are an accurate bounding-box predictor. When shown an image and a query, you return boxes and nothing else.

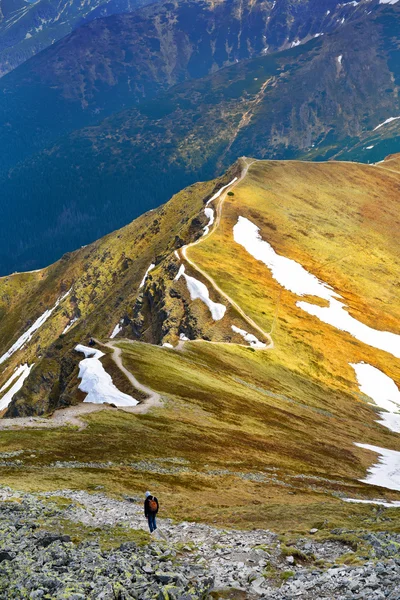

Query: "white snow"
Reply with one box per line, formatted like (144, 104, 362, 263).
(75, 344, 104, 360)
(139, 263, 155, 288)
(206, 178, 238, 206)
(234, 217, 400, 359)
(203, 207, 215, 236)
(75, 345, 137, 406)
(0, 364, 34, 411)
(379, 0, 399, 4)
(343, 498, 400, 508)
(162, 343, 174, 349)
(175, 265, 226, 321)
(231, 325, 266, 349)
(62, 316, 79, 335)
(366, 145, 374, 150)
(351, 363, 400, 414)
(350, 363, 400, 434)
(298, 298, 400, 359)
(174, 264, 186, 281)
(374, 116, 400, 131)
(337, 55, 343, 65)
(110, 321, 123, 339)
(233, 217, 337, 301)
(0, 290, 70, 365)
(179, 333, 190, 341)
(355, 443, 400, 492)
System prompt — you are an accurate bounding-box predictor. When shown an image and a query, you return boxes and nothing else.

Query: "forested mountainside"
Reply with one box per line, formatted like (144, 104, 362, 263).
(2, 4, 400, 274)
(0, 157, 399, 538)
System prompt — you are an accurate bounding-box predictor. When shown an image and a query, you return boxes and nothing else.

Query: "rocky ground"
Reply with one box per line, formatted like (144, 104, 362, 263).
(0, 486, 400, 599)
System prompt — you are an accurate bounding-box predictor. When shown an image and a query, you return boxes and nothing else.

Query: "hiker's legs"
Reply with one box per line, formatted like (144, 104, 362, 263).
(148, 514, 156, 533)
(147, 515, 154, 533)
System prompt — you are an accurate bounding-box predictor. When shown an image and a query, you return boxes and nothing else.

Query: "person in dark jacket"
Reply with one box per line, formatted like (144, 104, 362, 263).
(144, 490, 159, 533)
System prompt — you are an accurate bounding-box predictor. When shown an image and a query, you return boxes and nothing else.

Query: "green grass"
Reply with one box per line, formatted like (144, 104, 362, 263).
(1, 159, 400, 535)
(2, 338, 400, 532)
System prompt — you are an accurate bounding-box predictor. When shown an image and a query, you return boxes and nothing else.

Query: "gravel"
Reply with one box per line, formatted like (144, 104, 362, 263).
(1, 486, 400, 599)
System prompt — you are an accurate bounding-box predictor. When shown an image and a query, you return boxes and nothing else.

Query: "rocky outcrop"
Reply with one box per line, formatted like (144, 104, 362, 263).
(1, 485, 400, 599)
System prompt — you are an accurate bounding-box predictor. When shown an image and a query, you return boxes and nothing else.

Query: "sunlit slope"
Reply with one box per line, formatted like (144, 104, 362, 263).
(2, 157, 400, 530)
(188, 159, 400, 412)
(0, 175, 222, 414)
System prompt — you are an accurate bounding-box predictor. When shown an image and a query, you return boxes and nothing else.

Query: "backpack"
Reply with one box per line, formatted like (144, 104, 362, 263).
(148, 497, 157, 512)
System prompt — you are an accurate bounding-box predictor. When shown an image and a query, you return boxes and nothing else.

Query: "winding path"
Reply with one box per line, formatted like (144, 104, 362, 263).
(178, 157, 274, 350)
(95, 338, 163, 414)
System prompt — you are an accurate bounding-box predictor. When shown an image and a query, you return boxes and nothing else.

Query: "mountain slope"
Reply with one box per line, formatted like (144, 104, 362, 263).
(0, 0, 372, 78)
(0, 0, 153, 77)
(0, 0, 374, 176)
(0, 157, 399, 534)
(3, 3, 400, 274)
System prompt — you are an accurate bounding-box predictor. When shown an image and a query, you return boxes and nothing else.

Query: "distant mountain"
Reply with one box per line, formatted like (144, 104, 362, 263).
(2, 3, 400, 275)
(0, 0, 374, 78)
(0, 0, 377, 176)
(0, 0, 153, 77)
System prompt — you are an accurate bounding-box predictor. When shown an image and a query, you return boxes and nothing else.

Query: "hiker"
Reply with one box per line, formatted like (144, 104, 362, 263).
(144, 490, 159, 533)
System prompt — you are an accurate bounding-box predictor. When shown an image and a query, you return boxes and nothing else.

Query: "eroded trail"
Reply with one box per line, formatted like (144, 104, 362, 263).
(179, 158, 274, 350)
(97, 339, 163, 413)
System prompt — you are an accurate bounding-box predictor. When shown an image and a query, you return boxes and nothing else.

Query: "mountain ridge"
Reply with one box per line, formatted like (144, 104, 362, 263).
(2, 4, 400, 274)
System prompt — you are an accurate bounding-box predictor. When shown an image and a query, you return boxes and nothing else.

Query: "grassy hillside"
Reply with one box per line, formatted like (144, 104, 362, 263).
(0, 157, 399, 531)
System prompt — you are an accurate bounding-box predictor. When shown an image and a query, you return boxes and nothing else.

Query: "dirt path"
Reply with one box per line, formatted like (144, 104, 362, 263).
(0, 402, 110, 431)
(96, 339, 163, 414)
(179, 157, 274, 350)
(0, 341, 163, 430)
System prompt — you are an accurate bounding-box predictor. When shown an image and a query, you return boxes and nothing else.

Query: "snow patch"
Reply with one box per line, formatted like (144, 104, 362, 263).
(298, 298, 400, 359)
(75, 345, 137, 406)
(179, 333, 190, 341)
(374, 116, 400, 131)
(62, 316, 79, 335)
(139, 263, 155, 288)
(351, 363, 400, 414)
(175, 265, 226, 321)
(366, 145, 374, 150)
(174, 264, 186, 281)
(231, 325, 266, 349)
(0, 364, 34, 411)
(343, 498, 400, 508)
(233, 216, 337, 301)
(110, 323, 123, 339)
(337, 55, 343, 65)
(206, 178, 238, 206)
(0, 290, 70, 365)
(233, 217, 400, 359)
(203, 207, 215, 236)
(355, 444, 400, 492)
(162, 343, 174, 349)
(350, 363, 400, 434)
